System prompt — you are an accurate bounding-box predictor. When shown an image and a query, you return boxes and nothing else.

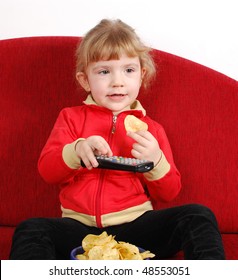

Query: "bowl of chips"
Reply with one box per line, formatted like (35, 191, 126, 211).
(70, 231, 155, 260)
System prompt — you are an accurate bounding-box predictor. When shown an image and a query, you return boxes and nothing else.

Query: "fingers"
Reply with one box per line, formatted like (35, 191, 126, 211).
(83, 151, 99, 169)
(127, 130, 153, 147)
(127, 130, 161, 163)
(131, 143, 150, 160)
(127, 131, 150, 159)
(76, 136, 113, 170)
(93, 140, 113, 157)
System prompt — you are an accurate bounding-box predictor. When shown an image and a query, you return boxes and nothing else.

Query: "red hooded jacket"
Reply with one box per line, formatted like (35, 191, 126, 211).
(38, 96, 181, 228)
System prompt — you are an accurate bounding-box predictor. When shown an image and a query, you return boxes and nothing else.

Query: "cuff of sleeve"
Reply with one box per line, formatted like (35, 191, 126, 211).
(144, 152, 170, 181)
(62, 138, 85, 169)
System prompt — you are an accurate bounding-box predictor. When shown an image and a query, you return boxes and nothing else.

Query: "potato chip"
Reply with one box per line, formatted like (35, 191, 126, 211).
(124, 115, 148, 132)
(116, 242, 143, 260)
(140, 250, 156, 259)
(82, 231, 116, 251)
(88, 245, 120, 260)
(76, 231, 155, 260)
(76, 254, 88, 260)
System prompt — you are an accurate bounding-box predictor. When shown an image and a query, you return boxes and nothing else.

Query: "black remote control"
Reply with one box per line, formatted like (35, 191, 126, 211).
(81, 155, 154, 173)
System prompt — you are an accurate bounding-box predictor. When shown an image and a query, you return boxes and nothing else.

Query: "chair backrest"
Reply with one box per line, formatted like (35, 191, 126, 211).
(0, 37, 82, 225)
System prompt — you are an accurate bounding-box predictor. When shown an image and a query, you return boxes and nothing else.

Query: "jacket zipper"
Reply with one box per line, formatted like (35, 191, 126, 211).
(95, 114, 118, 227)
(111, 115, 117, 134)
(95, 170, 106, 228)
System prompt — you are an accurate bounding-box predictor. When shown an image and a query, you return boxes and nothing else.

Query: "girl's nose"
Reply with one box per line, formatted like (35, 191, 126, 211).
(111, 73, 124, 87)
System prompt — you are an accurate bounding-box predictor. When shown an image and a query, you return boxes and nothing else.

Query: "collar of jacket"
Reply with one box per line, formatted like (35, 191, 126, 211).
(83, 94, 147, 116)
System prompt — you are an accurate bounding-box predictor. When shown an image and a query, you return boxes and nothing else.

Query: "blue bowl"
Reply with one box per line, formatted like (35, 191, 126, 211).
(70, 246, 151, 260)
(70, 246, 84, 260)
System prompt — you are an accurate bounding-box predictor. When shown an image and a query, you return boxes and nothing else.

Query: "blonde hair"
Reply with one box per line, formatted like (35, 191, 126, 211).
(76, 19, 156, 88)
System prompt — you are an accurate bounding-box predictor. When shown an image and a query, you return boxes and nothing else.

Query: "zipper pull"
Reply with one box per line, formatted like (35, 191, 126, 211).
(112, 115, 117, 134)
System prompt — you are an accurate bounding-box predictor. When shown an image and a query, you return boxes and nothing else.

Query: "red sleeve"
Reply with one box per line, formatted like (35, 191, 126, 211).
(38, 108, 80, 184)
(144, 121, 182, 203)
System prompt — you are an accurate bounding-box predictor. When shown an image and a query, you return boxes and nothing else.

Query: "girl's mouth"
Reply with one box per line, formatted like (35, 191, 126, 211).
(107, 93, 127, 101)
(109, 93, 125, 97)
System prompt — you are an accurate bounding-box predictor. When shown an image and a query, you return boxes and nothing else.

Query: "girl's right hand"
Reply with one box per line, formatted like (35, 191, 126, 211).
(75, 136, 113, 169)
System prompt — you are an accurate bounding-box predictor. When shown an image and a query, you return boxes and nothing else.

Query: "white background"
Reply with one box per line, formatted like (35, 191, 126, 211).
(2, 260, 238, 280)
(0, 0, 237, 81)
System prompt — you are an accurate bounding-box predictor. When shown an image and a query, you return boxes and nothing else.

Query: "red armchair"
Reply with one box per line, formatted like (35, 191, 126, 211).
(0, 37, 238, 259)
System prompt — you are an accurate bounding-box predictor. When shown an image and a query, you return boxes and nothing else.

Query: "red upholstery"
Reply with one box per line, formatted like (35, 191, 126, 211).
(0, 37, 237, 260)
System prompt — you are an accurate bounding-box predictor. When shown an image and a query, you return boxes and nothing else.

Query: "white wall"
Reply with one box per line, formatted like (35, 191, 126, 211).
(0, 0, 237, 81)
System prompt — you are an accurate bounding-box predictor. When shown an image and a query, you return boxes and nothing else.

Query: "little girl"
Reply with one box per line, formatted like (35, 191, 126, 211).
(10, 19, 225, 259)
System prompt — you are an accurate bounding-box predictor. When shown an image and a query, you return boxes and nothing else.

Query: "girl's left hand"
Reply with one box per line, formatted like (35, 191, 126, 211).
(127, 130, 162, 165)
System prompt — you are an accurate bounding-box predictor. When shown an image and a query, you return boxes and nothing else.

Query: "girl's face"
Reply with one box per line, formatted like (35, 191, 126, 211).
(77, 54, 145, 115)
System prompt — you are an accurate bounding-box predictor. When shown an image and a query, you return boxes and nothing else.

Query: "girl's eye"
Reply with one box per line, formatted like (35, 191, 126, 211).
(99, 70, 109, 75)
(126, 68, 134, 73)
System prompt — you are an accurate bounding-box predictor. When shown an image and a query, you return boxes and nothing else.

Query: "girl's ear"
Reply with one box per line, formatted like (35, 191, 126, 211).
(76, 72, 91, 92)
(141, 68, 146, 80)
(140, 68, 146, 86)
